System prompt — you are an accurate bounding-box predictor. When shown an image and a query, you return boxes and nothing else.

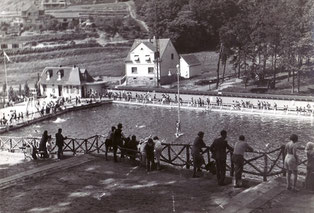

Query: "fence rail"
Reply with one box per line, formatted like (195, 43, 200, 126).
(0, 135, 308, 181)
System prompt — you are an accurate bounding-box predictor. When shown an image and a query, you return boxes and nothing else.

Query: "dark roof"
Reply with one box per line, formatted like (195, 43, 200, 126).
(38, 66, 94, 85)
(180, 54, 201, 66)
(125, 38, 172, 61)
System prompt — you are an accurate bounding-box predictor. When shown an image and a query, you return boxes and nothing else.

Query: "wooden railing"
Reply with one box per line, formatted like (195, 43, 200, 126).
(0, 135, 308, 181)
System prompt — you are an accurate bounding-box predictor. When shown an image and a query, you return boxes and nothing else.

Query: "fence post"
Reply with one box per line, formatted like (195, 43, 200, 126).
(85, 139, 88, 154)
(186, 145, 190, 169)
(281, 145, 286, 177)
(72, 139, 76, 155)
(263, 152, 268, 181)
(96, 136, 100, 154)
(168, 145, 171, 163)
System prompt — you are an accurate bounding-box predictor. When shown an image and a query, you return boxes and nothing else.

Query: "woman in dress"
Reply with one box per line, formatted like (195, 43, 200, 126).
(284, 134, 299, 191)
(305, 142, 314, 190)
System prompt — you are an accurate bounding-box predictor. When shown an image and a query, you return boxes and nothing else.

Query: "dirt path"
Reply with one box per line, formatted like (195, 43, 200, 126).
(125, 1, 149, 32)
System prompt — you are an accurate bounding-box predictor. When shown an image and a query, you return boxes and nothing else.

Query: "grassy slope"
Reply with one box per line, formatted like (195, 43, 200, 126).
(0, 0, 34, 12)
(0, 47, 130, 86)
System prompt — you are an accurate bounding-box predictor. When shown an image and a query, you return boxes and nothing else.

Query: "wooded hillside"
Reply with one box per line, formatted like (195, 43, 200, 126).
(134, 0, 313, 93)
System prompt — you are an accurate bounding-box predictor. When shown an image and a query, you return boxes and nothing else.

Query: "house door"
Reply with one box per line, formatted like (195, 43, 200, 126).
(81, 86, 85, 98)
(58, 85, 62, 97)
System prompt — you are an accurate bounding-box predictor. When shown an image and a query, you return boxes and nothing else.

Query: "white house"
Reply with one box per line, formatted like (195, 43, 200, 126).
(38, 66, 107, 98)
(179, 54, 202, 79)
(125, 38, 180, 87)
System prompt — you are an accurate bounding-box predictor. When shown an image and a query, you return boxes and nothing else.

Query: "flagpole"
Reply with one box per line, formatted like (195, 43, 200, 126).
(3, 50, 9, 102)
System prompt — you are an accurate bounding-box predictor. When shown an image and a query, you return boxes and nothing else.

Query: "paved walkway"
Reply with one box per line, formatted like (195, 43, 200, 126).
(0, 154, 313, 212)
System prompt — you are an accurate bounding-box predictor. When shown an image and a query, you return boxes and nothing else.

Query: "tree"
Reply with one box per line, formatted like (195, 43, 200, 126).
(18, 84, 22, 97)
(8, 86, 14, 101)
(24, 81, 30, 97)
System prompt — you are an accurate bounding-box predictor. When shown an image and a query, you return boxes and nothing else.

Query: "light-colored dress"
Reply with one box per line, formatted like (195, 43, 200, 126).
(284, 141, 298, 171)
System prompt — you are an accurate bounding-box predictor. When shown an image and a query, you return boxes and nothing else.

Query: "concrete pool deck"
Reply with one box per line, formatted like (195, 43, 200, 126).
(0, 153, 313, 212)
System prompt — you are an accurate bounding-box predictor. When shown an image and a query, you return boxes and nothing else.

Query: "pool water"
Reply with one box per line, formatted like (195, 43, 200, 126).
(3, 103, 314, 151)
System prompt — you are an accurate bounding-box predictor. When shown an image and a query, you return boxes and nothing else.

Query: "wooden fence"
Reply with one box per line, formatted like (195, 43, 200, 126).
(0, 135, 308, 181)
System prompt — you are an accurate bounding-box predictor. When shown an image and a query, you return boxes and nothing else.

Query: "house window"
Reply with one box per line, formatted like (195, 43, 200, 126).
(145, 55, 151, 61)
(57, 72, 62, 80)
(76, 86, 80, 94)
(133, 77, 137, 80)
(131, 67, 138, 74)
(148, 67, 154, 74)
(149, 78, 153, 80)
(57, 69, 64, 80)
(12, 43, 19, 48)
(0, 44, 8, 49)
(46, 69, 52, 80)
(133, 55, 139, 62)
(52, 84, 55, 93)
(171, 53, 174, 60)
(42, 85, 46, 92)
(65, 86, 69, 93)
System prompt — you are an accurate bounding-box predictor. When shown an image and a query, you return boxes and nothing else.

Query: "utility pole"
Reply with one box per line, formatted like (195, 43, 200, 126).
(154, 0, 160, 88)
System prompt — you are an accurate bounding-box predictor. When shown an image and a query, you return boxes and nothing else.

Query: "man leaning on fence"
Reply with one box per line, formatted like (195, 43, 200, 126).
(56, 128, 67, 160)
(210, 130, 233, 186)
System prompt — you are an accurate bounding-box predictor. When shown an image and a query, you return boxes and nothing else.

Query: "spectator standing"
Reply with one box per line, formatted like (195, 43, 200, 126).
(56, 128, 67, 160)
(210, 130, 233, 185)
(105, 126, 116, 160)
(284, 134, 299, 191)
(145, 138, 155, 172)
(232, 135, 254, 187)
(128, 135, 139, 160)
(305, 142, 314, 190)
(112, 123, 124, 162)
(154, 136, 163, 170)
(39, 130, 50, 158)
(192, 131, 206, 178)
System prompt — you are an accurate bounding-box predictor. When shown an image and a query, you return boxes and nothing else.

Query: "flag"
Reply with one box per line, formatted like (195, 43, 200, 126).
(3, 51, 11, 62)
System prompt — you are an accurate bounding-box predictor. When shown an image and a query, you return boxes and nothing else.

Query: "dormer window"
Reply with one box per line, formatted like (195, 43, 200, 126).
(134, 55, 139, 62)
(46, 69, 53, 80)
(57, 69, 64, 80)
(145, 55, 151, 61)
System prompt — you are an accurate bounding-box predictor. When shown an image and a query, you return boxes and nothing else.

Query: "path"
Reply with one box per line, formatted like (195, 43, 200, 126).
(0, 154, 313, 212)
(0, 154, 254, 212)
(125, 1, 149, 32)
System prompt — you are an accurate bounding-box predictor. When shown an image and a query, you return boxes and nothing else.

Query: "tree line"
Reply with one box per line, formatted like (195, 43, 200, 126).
(134, 0, 313, 93)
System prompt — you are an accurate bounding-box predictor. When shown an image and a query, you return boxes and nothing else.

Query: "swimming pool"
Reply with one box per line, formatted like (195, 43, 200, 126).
(3, 103, 314, 151)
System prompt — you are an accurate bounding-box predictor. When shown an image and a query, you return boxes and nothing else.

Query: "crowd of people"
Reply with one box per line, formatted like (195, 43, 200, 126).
(191, 130, 314, 191)
(105, 90, 314, 116)
(104, 123, 163, 172)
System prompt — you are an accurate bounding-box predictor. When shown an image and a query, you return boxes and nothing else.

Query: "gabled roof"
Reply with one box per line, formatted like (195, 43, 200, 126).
(180, 54, 201, 66)
(125, 38, 172, 61)
(39, 66, 94, 85)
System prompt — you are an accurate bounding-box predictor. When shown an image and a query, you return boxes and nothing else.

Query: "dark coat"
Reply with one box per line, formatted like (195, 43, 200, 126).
(209, 137, 233, 161)
(56, 133, 65, 147)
